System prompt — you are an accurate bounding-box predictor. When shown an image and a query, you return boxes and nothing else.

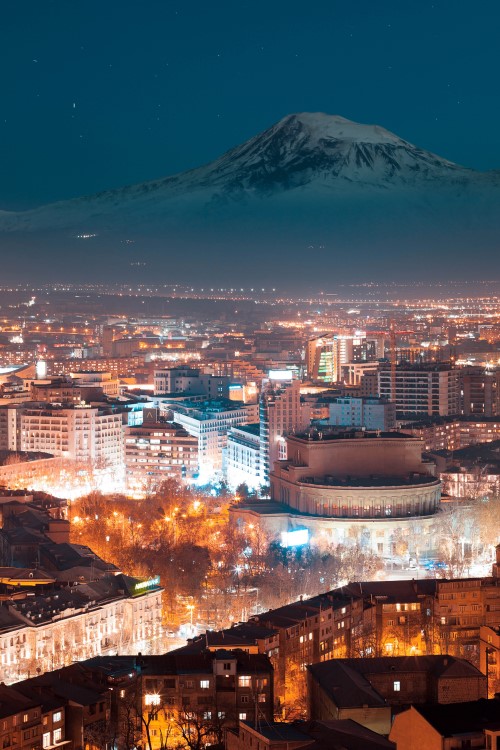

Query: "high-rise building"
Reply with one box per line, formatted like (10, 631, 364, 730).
(307, 335, 381, 384)
(259, 372, 310, 484)
(378, 363, 461, 417)
(462, 366, 500, 416)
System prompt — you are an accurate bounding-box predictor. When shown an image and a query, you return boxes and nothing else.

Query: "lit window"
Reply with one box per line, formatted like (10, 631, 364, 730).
(239, 713, 247, 721)
(53, 728, 62, 743)
(393, 681, 401, 692)
(238, 676, 251, 687)
(43, 732, 51, 748)
(145, 694, 161, 706)
(199, 680, 210, 689)
(53, 712, 62, 723)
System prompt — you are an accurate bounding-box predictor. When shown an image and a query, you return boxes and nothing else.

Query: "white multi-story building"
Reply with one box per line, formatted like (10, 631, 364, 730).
(171, 399, 258, 481)
(226, 424, 261, 490)
(0, 403, 124, 468)
(0, 573, 164, 685)
(329, 396, 396, 431)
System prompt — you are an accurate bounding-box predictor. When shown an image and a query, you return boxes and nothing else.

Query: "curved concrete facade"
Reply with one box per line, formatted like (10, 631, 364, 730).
(274, 476, 441, 519)
(270, 431, 441, 520)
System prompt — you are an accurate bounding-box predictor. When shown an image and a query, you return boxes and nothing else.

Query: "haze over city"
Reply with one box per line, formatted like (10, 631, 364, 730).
(1, 3, 500, 750)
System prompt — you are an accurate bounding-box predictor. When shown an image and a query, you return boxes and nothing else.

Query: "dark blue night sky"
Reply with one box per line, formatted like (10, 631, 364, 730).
(2, 0, 499, 209)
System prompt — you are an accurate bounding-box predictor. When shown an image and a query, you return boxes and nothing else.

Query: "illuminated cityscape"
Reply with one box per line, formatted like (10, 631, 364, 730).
(2, 1, 500, 748)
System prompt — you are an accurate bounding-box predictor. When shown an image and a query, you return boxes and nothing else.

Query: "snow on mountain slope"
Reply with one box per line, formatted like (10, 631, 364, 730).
(0, 112, 498, 237)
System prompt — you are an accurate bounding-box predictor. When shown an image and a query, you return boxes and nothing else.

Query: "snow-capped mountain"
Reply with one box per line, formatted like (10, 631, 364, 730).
(0, 112, 499, 283)
(1, 112, 497, 232)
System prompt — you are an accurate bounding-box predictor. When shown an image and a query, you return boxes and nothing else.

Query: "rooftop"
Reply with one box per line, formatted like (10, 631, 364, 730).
(291, 429, 414, 443)
(299, 473, 439, 488)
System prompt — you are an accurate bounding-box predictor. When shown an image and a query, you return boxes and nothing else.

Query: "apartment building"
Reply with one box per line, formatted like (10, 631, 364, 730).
(0, 501, 164, 683)
(84, 649, 274, 750)
(0, 684, 49, 750)
(50, 356, 145, 378)
(171, 399, 258, 479)
(154, 367, 230, 398)
(307, 656, 486, 735)
(226, 423, 261, 490)
(378, 364, 461, 417)
(328, 396, 396, 431)
(390, 700, 500, 750)
(401, 416, 500, 452)
(125, 418, 199, 492)
(180, 562, 500, 708)
(0, 403, 124, 468)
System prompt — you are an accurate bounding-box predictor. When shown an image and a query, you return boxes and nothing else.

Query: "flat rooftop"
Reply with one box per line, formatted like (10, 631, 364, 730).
(300, 474, 439, 488)
(292, 429, 413, 442)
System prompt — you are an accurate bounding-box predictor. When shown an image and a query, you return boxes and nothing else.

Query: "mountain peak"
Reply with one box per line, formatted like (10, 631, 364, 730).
(276, 112, 407, 146)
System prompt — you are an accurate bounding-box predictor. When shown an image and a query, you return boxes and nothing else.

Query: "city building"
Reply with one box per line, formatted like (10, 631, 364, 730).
(378, 363, 461, 417)
(0, 683, 49, 750)
(228, 719, 395, 750)
(170, 399, 258, 480)
(9, 663, 111, 750)
(233, 429, 440, 556)
(50, 356, 145, 378)
(0, 500, 164, 683)
(328, 396, 396, 431)
(154, 366, 230, 399)
(462, 366, 500, 416)
(259, 373, 311, 485)
(307, 656, 486, 735)
(307, 335, 374, 383)
(85, 649, 274, 750)
(389, 700, 500, 750)
(0, 403, 124, 469)
(68, 370, 121, 398)
(125, 413, 199, 493)
(226, 423, 261, 490)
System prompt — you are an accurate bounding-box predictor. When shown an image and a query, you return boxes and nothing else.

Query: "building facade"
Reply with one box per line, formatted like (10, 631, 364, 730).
(125, 418, 199, 493)
(0, 403, 124, 468)
(378, 364, 461, 417)
(171, 399, 258, 480)
(259, 374, 310, 485)
(226, 424, 261, 490)
(328, 396, 396, 431)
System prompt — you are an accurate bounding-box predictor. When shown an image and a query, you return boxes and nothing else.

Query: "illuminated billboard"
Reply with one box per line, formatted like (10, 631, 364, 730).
(134, 576, 160, 592)
(268, 370, 293, 381)
(281, 528, 309, 547)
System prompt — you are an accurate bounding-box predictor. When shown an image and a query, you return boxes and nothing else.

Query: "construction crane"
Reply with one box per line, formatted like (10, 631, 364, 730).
(389, 319, 397, 404)
(369, 322, 415, 404)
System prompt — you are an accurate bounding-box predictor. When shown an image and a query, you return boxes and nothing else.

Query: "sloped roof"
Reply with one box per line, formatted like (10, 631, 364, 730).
(413, 700, 500, 736)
